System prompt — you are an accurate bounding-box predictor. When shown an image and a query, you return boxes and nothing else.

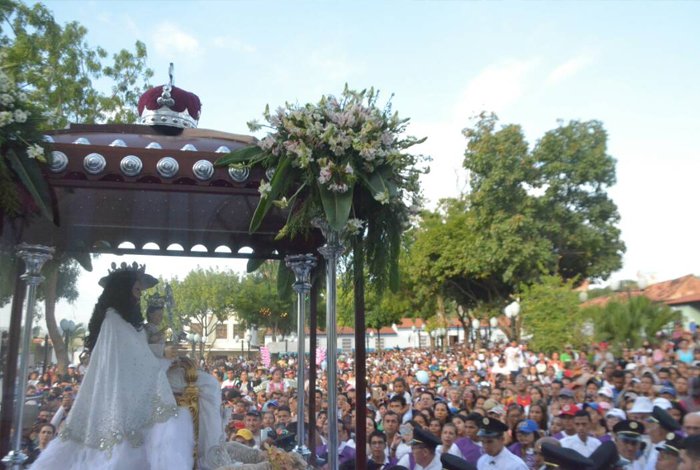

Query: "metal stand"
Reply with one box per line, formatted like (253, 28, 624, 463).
(316, 224, 343, 470)
(2, 244, 54, 470)
(285, 254, 316, 459)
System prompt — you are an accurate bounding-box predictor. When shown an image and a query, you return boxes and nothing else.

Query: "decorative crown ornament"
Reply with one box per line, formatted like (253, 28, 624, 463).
(137, 63, 201, 129)
(98, 261, 158, 288)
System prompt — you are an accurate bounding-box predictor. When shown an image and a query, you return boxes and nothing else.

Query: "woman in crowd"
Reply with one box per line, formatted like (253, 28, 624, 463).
(436, 422, 464, 458)
(507, 419, 539, 469)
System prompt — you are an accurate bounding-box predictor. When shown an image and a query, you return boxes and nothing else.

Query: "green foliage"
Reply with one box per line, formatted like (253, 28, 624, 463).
(232, 261, 294, 337)
(1, 0, 153, 128)
(405, 114, 625, 326)
(586, 296, 681, 353)
(517, 275, 584, 353)
(167, 267, 239, 339)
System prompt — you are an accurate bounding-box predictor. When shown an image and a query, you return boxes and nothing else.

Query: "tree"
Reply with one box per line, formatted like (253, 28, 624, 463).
(1, 0, 153, 127)
(585, 296, 681, 354)
(234, 262, 294, 340)
(517, 275, 585, 353)
(168, 268, 239, 351)
(405, 114, 625, 337)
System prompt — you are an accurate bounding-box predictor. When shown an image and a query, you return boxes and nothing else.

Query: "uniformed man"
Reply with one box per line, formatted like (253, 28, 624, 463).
(613, 420, 647, 470)
(588, 441, 621, 470)
(396, 427, 442, 470)
(644, 405, 681, 470)
(534, 437, 561, 470)
(441, 453, 477, 470)
(654, 432, 683, 470)
(475, 416, 528, 470)
(679, 434, 700, 470)
(539, 442, 593, 469)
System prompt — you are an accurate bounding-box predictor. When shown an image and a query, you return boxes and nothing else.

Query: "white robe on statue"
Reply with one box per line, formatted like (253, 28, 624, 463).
(32, 309, 194, 470)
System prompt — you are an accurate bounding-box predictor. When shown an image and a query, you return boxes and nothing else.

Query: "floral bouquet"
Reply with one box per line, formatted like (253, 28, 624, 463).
(263, 443, 307, 470)
(0, 63, 54, 222)
(216, 86, 427, 290)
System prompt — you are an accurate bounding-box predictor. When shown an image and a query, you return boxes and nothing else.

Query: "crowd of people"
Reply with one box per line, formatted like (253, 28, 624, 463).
(16, 315, 700, 469)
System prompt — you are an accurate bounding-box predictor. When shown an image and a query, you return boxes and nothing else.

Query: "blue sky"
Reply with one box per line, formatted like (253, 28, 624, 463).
(7, 0, 700, 326)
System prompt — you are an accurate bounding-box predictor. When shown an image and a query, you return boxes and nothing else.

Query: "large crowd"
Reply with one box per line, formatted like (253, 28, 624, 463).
(18, 321, 700, 469)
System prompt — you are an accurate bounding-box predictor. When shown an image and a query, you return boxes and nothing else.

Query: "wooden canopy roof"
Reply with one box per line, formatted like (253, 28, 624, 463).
(13, 123, 321, 259)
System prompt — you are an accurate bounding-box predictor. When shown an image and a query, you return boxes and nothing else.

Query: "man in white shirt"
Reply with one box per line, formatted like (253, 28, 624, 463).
(475, 416, 528, 470)
(221, 369, 236, 389)
(560, 410, 602, 457)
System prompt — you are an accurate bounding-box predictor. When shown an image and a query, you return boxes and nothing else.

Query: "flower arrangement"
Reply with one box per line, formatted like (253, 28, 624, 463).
(217, 86, 427, 290)
(0, 63, 54, 222)
(263, 442, 307, 470)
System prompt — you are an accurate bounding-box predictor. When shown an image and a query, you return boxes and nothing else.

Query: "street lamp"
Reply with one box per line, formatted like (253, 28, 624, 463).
(187, 332, 201, 359)
(245, 330, 252, 356)
(369, 331, 375, 351)
(41, 334, 49, 376)
(489, 317, 498, 344)
(471, 318, 480, 345)
(504, 300, 520, 340)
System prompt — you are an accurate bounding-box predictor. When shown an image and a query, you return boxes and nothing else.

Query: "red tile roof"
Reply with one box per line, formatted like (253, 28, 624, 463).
(581, 274, 700, 308)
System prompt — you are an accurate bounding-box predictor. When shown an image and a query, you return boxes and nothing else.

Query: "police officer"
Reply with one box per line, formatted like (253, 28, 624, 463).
(644, 406, 681, 470)
(475, 416, 528, 470)
(613, 420, 647, 470)
(441, 453, 477, 470)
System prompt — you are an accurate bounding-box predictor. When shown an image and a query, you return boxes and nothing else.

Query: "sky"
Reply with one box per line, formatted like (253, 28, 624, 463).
(3, 0, 700, 327)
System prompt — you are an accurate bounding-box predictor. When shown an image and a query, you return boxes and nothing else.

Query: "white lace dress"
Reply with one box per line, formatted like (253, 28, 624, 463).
(31, 309, 194, 470)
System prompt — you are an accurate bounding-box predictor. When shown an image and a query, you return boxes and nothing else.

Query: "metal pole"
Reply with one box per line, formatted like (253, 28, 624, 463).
(285, 254, 316, 459)
(2, 244, 53, 470)
(317, 227, 343, 470)
(42, 334, 49, 376)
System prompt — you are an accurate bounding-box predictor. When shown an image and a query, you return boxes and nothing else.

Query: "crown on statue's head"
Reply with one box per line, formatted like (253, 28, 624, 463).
(98, 261, 158, 288)
(137, 63, 201, 129)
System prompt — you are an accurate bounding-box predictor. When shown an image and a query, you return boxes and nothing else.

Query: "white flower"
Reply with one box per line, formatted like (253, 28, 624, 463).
(272, 197, 289, 209)
(0, 111, 13, 127)
(318, 165, 332, 185)
(247, 119, 263, 132)
(0, 73, 10, 93)
(26, 144, 44, 161)
(346, 218, 365, 235)
(13, 109, 28, 123)
(259, 135, 276, 151)
(0, 93, 14, 107)
(374, 190, 390, 205)
(258, 180, 272, 198)
(344, 163, 354, 175)
(327, 183, 349, 193)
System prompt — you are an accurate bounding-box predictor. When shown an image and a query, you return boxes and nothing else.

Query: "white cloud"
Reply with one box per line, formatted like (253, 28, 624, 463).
(547, 55, 593, 85)
(453, 59, 539, 121)
(212, 36, 256, 54)
(307, 49, 362, 82)
(153, 22, 201, 57)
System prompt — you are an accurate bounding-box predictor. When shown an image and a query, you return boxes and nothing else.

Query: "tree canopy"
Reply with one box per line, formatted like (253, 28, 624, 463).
(0, 0, 153, 128)
(403, 114, 625, 339)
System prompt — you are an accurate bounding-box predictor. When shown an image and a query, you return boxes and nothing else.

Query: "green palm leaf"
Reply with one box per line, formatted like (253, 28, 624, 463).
(214, 145, 266, 167)
(319, 184, 354, 231)
(250, 156, 292, 233)
(5, 148, 55, 222)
